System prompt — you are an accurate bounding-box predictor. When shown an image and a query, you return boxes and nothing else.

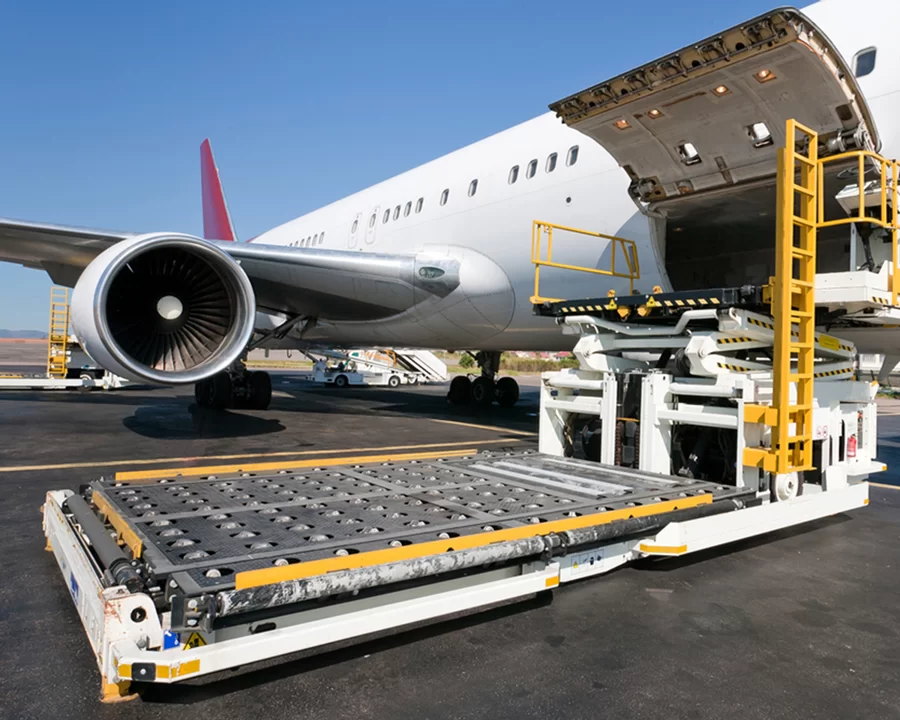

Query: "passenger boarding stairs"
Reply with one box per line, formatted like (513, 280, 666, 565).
(301, 346, 447, 383)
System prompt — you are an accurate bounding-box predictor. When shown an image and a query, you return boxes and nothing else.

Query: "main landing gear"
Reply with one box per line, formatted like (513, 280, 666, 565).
(194, 368, 273, 410)
(447, 351, 520, 408)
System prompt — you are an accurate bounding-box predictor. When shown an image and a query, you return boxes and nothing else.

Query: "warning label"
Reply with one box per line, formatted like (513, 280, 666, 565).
(182, 632, 207, 650)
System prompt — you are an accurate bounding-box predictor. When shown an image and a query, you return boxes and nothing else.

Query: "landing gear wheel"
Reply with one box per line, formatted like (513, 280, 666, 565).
(772, 472, 803, 502)
(196, 372, 232, 410)
(334, 374, 349, 389)
(248, 371, 272, 410)
(447, 375, 472, 405)
(388, 375, 401, 388)
(495, 377, 519, 408)
(471, 376, 495, 407)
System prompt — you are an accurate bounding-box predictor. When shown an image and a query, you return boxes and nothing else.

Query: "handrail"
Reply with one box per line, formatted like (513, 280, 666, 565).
(817, 149, 900, 305)
(530, 220, 640, 304)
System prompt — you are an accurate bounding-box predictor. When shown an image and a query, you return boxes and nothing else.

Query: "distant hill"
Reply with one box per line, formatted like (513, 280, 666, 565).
(0, 329, 47, 340)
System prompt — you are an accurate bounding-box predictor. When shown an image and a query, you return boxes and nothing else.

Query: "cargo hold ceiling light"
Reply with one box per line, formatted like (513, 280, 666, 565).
(648, 108, 663, 119)
(614, 119, 631, 129)
(748, 121, 773, 147)
(713, 84, 731, 96)
(678, 142, 701, 165)
(754, 69, 776, 83)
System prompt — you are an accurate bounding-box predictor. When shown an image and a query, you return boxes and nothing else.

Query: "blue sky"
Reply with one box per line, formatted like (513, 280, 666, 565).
(0, 0, 774, 330)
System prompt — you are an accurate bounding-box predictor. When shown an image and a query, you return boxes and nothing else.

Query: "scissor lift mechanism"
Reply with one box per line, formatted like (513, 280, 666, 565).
(41, 113, 894, 700)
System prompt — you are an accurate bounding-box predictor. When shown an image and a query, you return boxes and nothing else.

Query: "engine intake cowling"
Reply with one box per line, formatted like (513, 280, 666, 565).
(71, 233, 256, 385)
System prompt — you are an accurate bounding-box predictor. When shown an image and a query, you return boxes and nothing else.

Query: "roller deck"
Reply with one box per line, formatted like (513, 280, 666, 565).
(92, 448, 750, 596)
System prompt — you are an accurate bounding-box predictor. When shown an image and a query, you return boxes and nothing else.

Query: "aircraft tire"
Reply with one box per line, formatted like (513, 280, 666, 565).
(496, 377, 519, 408)
(196, 372, 232, 410)
(471, 376, 495, 407)
(248, 371, 273, 410)
(447, 375, 472, 404)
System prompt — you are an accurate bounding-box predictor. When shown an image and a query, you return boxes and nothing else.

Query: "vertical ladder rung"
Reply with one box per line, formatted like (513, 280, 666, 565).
(791, 215, 816, 229)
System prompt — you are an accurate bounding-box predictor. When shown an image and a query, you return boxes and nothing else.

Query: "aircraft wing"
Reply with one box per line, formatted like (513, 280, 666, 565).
(0, 217, 457, 322)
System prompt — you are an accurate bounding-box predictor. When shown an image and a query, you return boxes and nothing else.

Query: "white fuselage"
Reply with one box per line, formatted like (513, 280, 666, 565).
(251, 0, 900, 352)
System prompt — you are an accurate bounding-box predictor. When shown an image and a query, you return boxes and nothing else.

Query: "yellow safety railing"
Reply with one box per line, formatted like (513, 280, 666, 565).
(47, 286, 70, 379)
(530, 221, 640, 304)
(817, 150, 900, 306)
(745, 119, 900, 478)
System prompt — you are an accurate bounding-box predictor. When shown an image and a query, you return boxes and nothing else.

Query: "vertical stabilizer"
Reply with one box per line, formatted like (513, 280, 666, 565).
(200, 139, 237, 241)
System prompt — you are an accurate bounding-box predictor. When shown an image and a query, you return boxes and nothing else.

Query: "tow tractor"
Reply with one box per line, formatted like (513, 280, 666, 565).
(40, 8, 895, 700)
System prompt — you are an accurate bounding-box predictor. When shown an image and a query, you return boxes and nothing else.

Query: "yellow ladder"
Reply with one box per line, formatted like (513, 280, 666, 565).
(47, 286, 70, 379)
(744, 119, 818, 475)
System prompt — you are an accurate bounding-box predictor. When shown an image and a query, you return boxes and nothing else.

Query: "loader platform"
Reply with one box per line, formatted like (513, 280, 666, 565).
(89, 448, 749, 596)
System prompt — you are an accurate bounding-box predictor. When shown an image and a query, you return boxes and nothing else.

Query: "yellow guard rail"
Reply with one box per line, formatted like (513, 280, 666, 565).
(745, 119, 899, 477)
(531, 220, 640, 304)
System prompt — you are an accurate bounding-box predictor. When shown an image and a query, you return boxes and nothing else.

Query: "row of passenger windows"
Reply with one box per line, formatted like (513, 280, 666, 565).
(509, 146, 577, 185)
(290, 232, 324, 248)
(352, 145, 581, 233)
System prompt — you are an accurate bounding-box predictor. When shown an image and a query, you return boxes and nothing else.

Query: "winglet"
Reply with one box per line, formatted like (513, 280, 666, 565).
(200, 139, 237, 241)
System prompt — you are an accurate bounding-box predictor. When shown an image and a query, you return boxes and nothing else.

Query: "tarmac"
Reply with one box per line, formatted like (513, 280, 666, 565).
(1, 373, 899, 719)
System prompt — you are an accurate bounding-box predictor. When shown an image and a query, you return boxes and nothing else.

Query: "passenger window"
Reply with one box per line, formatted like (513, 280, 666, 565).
(546, 152, 558, 173)
(440, 188, 449, 206)
(526, 159, 537, 179)
(854, 47, 876, 78)
(404, 201, 411, 216)
(351, 219, 358, 233)
(567, 145, 579, 166)
(393, 205, 401, 220)
(313, 233, 319, 243)
(383, 209, 390, 223)
(508, 165, 519, 184)
(369, 213, 376, 228)
(319, 232, 325, 244)
(468, 179, 478, 197)
(415, 197, 423, 213)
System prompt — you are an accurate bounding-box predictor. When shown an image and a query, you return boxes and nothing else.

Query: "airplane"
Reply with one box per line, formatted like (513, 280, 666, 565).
(1, 0, 897, 412)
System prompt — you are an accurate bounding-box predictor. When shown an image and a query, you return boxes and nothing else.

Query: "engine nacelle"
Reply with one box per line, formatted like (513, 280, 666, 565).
(71, 233, 256, 385)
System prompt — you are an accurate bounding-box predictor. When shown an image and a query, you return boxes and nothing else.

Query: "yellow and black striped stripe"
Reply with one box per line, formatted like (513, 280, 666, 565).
(748, 317, 775, 330)
(814, 368, 854, 378)
(871, 295, 892, 306)
(716, 336, 754, 345)
(717, 362, 754, 372)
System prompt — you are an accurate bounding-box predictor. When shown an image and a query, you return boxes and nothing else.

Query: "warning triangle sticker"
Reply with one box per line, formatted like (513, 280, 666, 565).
(183, 632, 207, 650)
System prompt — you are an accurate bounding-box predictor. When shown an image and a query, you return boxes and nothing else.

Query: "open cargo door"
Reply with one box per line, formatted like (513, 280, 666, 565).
(549, 8, 881, 290)
(550, 8, 878, 205)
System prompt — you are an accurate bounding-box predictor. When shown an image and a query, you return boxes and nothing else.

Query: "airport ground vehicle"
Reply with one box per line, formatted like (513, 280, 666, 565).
(0, 287, 128, 391)
(41, 108, 894, 699)
(305, 348, 446, 389)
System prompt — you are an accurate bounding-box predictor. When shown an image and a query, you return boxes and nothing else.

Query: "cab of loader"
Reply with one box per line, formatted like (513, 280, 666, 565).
(549, 8, 885, 292)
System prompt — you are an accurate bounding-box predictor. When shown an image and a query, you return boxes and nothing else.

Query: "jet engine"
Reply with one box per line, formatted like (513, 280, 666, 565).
(70, 233, 256, 385)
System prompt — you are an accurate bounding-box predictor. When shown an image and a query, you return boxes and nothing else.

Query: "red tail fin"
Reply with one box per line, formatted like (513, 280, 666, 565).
(200, 139, 237, 241)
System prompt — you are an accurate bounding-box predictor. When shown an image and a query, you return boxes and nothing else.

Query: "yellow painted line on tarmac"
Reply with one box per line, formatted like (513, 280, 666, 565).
(869, 482, 900, 491)
(430, 418, 537, 437)
(0, 438, 518, 475)
(116, 448, 478, 481)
